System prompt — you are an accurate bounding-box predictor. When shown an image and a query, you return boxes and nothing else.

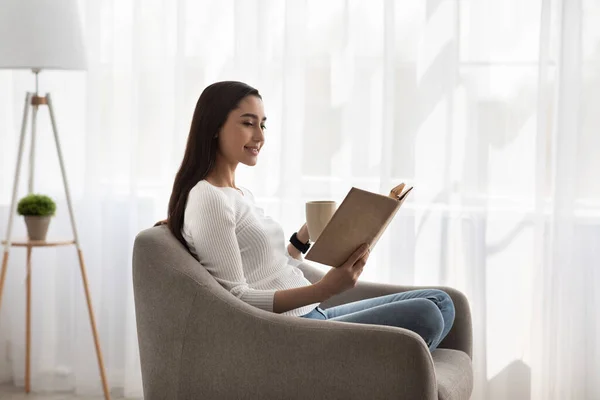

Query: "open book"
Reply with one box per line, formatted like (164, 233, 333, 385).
(304, 183, 413, 267)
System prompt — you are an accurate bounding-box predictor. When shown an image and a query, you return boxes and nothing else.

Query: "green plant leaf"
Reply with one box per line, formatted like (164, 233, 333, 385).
(17, 194, 57, 217)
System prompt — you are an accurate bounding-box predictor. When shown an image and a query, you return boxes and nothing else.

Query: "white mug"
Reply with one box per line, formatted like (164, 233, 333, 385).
(305, 201, 337, 242)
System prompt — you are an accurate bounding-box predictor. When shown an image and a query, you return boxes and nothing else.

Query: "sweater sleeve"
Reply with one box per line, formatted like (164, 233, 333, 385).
(186, 188, 277, 312)
(284, 245, 303, 267)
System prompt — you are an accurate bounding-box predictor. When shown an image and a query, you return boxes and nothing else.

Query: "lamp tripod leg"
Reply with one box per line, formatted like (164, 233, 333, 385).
(28, 104, 38, 194)
(46, 94, 111, 400)
(0, 93, 32, 314)
(0, 252, 9, 317)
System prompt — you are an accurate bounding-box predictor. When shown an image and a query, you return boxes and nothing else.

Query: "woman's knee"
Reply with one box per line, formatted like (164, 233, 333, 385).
(438, 290, 456, 328)
(426, 290, 456, 326)
(426, 289, 452, 306)
(410, 298, 445, 346)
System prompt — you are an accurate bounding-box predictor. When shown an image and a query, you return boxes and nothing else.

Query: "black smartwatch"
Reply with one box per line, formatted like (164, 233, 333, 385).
(289, 232, 311, 254)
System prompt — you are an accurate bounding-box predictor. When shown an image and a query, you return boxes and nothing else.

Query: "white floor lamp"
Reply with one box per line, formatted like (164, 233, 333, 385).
(0, 1, 110, 398)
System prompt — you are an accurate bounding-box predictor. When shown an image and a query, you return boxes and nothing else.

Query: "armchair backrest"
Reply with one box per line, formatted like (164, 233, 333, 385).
(132, 225, 223, 398)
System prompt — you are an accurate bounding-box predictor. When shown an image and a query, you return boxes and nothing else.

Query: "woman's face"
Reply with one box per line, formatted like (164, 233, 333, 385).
(216, 95, 266, 167)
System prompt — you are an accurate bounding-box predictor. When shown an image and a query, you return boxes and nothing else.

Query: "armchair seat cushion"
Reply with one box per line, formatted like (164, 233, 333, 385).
(432, 349, 473, 400)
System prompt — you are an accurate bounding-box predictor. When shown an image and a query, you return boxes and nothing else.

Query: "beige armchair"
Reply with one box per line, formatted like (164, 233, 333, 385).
(133, 225, 473, 399)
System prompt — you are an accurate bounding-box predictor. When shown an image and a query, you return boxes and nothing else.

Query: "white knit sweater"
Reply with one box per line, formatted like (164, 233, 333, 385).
(182, 180, 320, 317)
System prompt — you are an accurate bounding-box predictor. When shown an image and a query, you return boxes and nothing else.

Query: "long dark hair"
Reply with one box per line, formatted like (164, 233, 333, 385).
(167, 81, 261, 248)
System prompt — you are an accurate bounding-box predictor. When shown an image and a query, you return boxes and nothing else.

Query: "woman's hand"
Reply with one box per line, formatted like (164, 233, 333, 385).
(297, 222, 310, 243)
(154, 219, 168, 227)
(315, 243, 370, 298)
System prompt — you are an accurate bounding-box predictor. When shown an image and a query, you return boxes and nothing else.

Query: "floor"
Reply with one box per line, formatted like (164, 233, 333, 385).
(0, 384, 137, 399)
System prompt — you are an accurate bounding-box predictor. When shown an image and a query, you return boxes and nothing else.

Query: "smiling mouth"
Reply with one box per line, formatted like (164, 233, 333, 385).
(244, 146, 259, 156)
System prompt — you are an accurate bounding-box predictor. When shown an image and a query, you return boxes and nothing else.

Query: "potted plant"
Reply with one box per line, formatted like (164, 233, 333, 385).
(17, 194, 57, 241)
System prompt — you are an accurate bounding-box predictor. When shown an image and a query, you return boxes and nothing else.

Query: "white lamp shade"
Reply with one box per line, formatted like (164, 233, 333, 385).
(0, 0, 87, 70)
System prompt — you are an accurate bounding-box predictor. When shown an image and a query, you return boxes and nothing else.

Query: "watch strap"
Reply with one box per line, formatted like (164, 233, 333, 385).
(289, 232, 311, 254)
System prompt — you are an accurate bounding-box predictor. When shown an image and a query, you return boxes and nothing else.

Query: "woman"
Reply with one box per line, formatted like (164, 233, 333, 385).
(165, 81, 455, 351)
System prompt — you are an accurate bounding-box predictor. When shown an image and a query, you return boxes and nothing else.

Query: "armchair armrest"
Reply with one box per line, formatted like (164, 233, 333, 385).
(298, 261, 473, 359)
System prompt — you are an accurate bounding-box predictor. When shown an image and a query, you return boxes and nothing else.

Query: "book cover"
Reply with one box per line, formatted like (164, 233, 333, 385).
(304, 184, 413, 267)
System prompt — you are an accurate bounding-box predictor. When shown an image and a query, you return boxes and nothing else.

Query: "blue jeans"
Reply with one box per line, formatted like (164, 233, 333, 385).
(300, 289, 455, 351)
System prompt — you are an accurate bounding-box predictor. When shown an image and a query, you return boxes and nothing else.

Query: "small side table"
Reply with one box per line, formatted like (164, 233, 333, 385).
(0, 239, 110, 398)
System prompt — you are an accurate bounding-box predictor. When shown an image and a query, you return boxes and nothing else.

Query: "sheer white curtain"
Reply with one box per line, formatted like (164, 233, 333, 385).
(1, 0, 599, 398)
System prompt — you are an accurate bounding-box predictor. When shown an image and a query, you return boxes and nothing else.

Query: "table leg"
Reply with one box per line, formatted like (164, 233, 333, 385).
(25, 246, 32, 393)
